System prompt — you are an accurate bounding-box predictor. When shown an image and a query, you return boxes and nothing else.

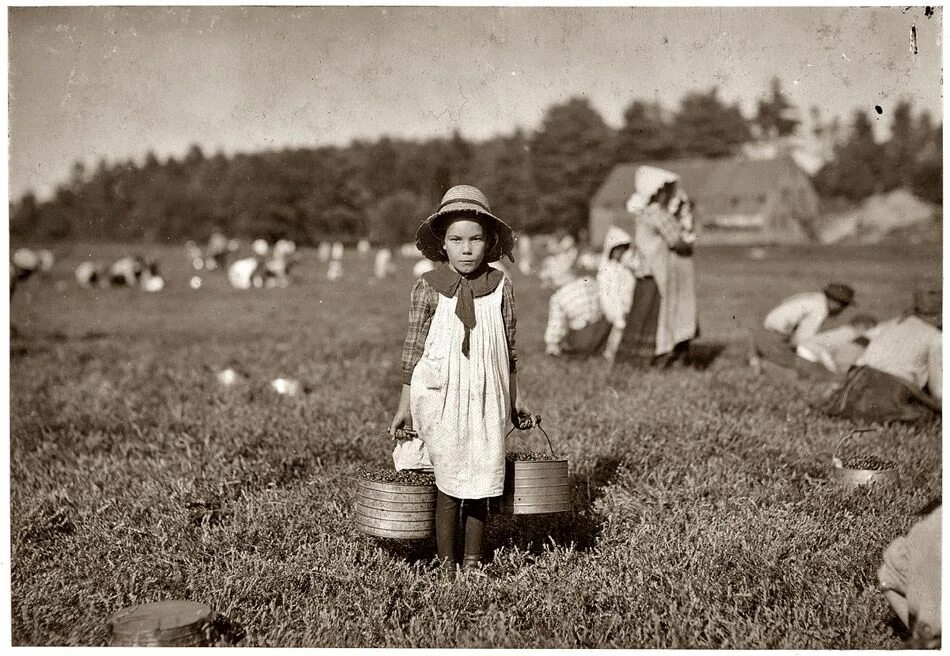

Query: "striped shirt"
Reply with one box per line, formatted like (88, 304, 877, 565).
(544, 277, 603, 351)
(400, 276, 517, 384)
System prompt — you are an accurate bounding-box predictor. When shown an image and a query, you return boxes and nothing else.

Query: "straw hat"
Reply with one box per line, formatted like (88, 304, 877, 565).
(415, 185, 515, 263)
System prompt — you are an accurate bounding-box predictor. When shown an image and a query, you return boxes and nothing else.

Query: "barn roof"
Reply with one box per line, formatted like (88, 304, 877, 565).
(591, 156, 809, 208)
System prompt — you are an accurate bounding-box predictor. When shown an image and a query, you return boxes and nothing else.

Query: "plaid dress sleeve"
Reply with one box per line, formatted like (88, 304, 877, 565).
(642, 206, 683, 246)
(400, 278, 437, 385)
(501, 277, 518, 373)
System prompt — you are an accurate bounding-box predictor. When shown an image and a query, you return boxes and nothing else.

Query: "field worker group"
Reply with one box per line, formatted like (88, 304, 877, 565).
(543, 165, 698, 367)
(389, 184, 535, 578)
(749, 279, 941, 424)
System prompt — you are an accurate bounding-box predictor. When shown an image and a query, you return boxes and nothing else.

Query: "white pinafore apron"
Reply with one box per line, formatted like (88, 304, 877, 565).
(406, 278, 512, 499)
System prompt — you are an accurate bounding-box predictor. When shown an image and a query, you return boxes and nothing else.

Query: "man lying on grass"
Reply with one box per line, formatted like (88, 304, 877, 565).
(748, 282, 855, 375)
(818, 285, 941, 424)
(793, 313, 879, 379)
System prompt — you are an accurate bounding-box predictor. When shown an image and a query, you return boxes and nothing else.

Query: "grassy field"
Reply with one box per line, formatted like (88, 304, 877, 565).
(10, 241, 942, 647)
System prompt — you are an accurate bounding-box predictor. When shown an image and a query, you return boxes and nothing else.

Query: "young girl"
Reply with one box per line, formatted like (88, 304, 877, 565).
(389, 184, 534, 576)
(597, 224, 637, 364)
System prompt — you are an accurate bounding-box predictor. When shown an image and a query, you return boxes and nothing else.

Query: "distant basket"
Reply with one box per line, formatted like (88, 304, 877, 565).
(831, 427, 900, 488)
(503, 418, 571, 515)
(353, 468, 436, 540)
(108, 600, 211, 647)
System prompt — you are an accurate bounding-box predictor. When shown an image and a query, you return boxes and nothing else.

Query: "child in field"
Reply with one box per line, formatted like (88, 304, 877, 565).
(389, 185, 534, 577)
(596, 225, 637, 364)
(544, 254, 610, 358)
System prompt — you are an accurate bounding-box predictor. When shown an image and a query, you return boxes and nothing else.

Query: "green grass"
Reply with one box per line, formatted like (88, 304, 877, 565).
(10, 242, 941, 647)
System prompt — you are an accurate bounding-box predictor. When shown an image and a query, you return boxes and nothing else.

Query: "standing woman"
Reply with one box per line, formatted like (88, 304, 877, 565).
(619, 166, 698, 367)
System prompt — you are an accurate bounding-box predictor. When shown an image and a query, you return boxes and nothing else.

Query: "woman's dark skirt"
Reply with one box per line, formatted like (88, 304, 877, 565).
(562, 317, 612, 356)
(616, 276, 661, 365)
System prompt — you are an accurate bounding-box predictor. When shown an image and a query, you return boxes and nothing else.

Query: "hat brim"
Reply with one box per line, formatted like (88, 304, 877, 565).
(823, 288, 855, 307)
(415, 207, 515, 263)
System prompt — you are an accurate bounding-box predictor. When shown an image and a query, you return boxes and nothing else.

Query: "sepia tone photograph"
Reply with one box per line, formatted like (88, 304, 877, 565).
(7, 4, 943, 648)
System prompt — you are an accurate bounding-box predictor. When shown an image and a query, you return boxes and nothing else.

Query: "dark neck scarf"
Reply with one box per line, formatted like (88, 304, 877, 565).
(423, 262, 503, 357)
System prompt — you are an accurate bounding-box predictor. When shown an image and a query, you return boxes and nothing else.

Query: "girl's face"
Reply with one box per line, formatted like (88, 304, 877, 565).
(443, 218, 487, 275)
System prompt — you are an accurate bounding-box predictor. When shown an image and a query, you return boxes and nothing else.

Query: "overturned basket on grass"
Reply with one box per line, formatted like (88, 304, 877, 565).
(503, 416, 571, 515)
(354, 455, 436, 540)
(831, 427, 900, 488)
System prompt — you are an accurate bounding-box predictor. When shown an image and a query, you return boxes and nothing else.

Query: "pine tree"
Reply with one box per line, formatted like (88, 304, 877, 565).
(615, 100, 674, 163)
(530, 97, 611, 235)
(673, 87, 751, 158)
(755, 77, 800, 139)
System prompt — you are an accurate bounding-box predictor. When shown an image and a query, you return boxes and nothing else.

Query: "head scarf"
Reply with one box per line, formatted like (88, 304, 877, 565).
(626, 165, 680, 214)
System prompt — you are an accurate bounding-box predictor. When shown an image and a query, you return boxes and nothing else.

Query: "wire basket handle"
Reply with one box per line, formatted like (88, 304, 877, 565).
(832, 426, 877, 465)
(505, 415, 557, 456)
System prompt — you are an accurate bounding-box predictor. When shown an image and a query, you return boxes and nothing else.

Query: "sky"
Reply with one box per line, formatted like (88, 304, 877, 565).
(7, 5, 944, 202)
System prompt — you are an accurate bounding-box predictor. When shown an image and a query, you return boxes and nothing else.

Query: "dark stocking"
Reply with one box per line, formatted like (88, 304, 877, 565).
(436, 491, 490, 566)
(435, 490, 460, 565)
(462, 498, 488, 559)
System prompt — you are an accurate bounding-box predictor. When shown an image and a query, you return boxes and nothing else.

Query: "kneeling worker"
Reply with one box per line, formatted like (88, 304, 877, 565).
(544, 261, 611, 358)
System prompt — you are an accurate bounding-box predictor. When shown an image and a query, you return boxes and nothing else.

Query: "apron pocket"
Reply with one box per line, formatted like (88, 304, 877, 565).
(413, 353, 446, 391)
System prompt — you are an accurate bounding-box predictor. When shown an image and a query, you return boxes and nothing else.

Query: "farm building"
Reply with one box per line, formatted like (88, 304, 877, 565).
(590, 156, 820, 246)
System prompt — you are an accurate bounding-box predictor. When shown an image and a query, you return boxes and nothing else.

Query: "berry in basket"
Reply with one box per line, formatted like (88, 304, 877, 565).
(505, 451, 565, 462)
(357, 467, 435, 486)
(840, 455, 895, 471)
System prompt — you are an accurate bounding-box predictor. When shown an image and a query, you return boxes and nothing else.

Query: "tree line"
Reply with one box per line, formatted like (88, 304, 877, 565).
(10, 80, 942, 245)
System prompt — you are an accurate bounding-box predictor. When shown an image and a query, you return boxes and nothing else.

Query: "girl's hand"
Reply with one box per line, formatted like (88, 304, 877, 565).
(511, 404, 537, 430)
(389, 384, 413, 440)
(671, 239, 693, 256)
(389, 408, 412, 440)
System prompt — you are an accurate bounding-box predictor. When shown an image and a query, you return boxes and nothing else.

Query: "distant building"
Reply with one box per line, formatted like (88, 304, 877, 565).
(590, 156, 820, 246)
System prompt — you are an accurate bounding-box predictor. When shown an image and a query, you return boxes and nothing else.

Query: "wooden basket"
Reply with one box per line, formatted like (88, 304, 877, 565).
(503, 418, 571, 515)
(354, 474, 436, 540)
(830, 427, 900, 488)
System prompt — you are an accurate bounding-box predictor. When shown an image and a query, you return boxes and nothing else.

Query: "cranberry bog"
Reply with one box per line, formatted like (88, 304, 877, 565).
(10, 242, 941, 647)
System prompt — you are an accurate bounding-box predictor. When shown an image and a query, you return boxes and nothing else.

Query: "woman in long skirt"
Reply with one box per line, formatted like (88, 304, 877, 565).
(617, 166, 697, 367)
